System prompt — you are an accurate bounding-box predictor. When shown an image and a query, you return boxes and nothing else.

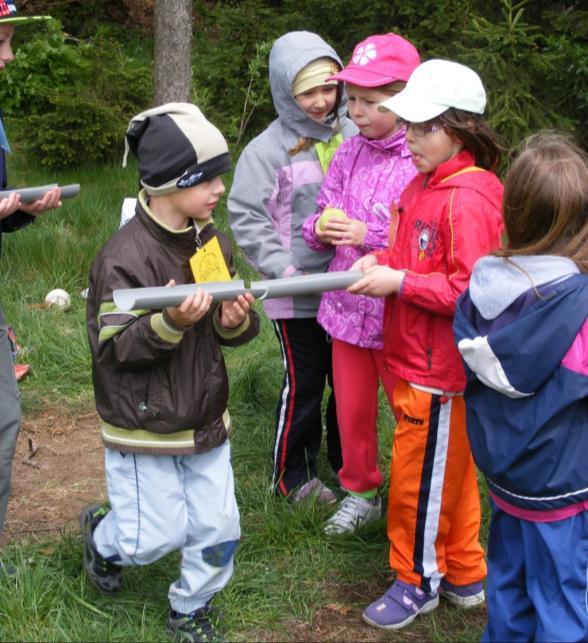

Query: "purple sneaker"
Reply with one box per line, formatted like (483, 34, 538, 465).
(439, 578, 485, 608)
(362, 580, 439, 630)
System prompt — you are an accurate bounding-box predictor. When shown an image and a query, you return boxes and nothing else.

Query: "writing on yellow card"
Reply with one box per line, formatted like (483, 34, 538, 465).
(189, 236, 231, 283)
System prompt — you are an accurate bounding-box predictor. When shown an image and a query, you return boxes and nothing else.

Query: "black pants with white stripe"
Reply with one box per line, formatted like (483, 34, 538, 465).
(272, 318, 341, 496)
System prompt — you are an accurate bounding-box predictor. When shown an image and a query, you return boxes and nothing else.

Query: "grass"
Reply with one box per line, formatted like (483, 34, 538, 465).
(0, 152, 489, 641)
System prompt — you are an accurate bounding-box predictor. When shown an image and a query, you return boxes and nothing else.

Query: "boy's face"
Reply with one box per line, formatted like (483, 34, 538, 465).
(0, 24, 15, 71)
(166, 176, 226, 221)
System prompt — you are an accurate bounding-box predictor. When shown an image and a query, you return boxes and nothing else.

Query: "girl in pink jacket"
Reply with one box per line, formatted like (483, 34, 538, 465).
(302, 33, 419, 535)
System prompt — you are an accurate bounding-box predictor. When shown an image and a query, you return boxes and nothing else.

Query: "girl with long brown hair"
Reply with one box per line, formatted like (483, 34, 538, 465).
(454, 131, 588, 642)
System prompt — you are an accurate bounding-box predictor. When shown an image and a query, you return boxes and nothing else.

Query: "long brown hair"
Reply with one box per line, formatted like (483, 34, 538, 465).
(438, 107, 503, 172)
(498, 131, 588, 273)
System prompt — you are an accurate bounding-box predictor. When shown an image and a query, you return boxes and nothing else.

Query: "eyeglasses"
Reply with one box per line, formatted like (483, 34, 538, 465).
(399, 119, 443, 137)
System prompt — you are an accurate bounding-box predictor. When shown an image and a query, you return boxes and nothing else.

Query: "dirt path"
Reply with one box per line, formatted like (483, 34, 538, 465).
(6, 408, 106, 540)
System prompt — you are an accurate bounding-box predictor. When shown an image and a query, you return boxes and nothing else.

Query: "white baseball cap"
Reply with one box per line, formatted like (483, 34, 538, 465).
(378, 59, 486, 122)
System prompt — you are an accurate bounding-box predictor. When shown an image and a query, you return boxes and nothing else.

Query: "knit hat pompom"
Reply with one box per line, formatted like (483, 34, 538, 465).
(124, 103, 231, 196)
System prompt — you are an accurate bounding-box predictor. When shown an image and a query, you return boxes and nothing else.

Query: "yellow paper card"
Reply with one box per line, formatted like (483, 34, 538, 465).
(189, 236, 231, 283)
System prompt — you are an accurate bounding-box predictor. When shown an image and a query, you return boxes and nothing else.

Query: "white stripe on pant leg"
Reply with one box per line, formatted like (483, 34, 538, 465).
(168, 440, 240, 614)
(422, 398, 451, 594)
(272, 321, 291, 487)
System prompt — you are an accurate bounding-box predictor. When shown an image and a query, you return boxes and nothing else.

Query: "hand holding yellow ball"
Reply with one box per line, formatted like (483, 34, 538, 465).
(318, 207, 347, 231)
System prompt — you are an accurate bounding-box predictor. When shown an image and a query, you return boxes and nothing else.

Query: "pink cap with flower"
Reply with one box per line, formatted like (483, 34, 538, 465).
(329, 33, 420, 88)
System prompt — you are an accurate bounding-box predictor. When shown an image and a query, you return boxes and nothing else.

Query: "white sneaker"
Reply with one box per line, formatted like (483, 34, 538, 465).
(291, 478, 337, 505)
(324, 494, 382, 534)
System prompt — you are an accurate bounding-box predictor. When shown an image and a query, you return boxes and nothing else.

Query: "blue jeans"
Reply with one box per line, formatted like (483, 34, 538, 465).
(483, 499, 588, 642)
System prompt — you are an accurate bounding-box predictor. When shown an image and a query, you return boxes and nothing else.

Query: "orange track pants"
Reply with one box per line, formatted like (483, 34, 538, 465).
(387, 379, 486, 593)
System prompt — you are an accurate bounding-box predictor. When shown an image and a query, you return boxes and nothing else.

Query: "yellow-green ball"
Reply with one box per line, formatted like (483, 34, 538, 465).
(318, 207, 347, 231)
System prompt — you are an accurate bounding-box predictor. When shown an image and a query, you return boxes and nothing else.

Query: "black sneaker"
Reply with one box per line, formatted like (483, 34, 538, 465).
(166, 605, 226, 642)
(79, 503, 123, 594)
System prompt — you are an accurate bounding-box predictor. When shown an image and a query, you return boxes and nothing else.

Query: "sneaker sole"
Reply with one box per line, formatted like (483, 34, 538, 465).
(166, 623, 194, 642)
(362, 595, 439, 631)
(440, 589, 485, 608)
(166, 616, 225, 643)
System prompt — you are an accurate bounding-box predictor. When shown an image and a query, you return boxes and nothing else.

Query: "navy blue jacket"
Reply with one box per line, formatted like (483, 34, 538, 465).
(454, 255, 588, 519)
(0, 128, 35, 323)
(0, 138, 35, 258)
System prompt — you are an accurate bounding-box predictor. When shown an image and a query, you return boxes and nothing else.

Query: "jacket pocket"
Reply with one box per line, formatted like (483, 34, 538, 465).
(132, 368, 159, 423)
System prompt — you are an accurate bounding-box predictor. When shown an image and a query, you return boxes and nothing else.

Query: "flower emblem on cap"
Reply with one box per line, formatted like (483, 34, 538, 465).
(352, 43, 377, 66)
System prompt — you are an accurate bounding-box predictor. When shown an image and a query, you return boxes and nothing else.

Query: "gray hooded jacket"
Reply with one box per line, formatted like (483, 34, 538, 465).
(228, 31, 357, 319)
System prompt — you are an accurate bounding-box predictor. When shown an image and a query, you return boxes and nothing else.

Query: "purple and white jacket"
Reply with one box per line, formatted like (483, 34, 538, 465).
(302, 129, 416, 348)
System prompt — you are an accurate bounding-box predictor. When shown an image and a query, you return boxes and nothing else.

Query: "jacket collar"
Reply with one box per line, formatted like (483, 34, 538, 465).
(361, 127, 411, 156)
(137, 190, 214, 251)
(424, 149, 477, 189)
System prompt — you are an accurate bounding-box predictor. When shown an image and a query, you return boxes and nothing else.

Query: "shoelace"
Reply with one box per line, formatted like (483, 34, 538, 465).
(331, 496, 370, 527)
(98, 558, 122, 574)
(183, 609, 220, 642)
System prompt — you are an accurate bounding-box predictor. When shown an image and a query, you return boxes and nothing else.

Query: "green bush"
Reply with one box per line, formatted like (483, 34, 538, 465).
(541, 7, 588, 148)
(190, 0, 587, 154)
(0, 1, 585, 168)
(0, 21, 152, 168)
(191, 0, 295, 141)
(458, 0, 576, 155)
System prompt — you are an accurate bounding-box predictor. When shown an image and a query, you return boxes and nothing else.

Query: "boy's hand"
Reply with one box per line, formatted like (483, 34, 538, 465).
(164, 279, 213, 327)
(0, 191, 22, 220)
(220, 293, 255, 329)
(19, 187, 62, 215)
(347, 265, 405, 297)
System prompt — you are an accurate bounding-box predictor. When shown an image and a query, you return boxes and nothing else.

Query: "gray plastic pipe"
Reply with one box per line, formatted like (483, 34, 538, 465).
(113, 271, 364, 312)
(0, 183, 80, 204)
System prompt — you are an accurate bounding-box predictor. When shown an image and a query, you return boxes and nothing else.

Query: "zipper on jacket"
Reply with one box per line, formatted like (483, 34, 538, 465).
(426, 347, 432, 370)
(193, 221, 203, 250)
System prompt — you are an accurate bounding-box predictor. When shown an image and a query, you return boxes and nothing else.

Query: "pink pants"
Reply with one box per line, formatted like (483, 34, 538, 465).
(332, 338, 397, 493)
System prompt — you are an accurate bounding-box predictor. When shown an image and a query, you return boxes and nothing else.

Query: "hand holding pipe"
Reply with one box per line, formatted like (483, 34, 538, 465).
(113, 271, 364, 312)
(0, 183, 80, 204)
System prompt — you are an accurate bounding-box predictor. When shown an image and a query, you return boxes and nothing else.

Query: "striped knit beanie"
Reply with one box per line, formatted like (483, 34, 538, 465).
(123, 103, 231, 196)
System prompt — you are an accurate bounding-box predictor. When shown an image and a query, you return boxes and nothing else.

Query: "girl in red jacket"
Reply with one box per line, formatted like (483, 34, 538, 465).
(349, 59, 504, 631)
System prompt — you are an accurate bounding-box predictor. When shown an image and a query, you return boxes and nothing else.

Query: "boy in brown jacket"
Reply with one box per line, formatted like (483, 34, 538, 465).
(83, 103, 258, 643)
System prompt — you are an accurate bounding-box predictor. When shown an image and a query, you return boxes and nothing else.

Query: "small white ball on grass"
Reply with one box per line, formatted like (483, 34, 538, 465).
(44, 288, 71, 311)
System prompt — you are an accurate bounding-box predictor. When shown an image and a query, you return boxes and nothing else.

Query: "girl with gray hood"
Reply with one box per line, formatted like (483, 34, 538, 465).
(228, 31, 357, 503)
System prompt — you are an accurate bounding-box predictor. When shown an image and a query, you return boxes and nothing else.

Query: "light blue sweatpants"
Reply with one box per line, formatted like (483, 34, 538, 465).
(94, 440, 240, 614)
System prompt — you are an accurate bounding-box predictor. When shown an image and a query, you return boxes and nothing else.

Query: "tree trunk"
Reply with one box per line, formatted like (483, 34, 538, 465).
(153, 0, 193, 105)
